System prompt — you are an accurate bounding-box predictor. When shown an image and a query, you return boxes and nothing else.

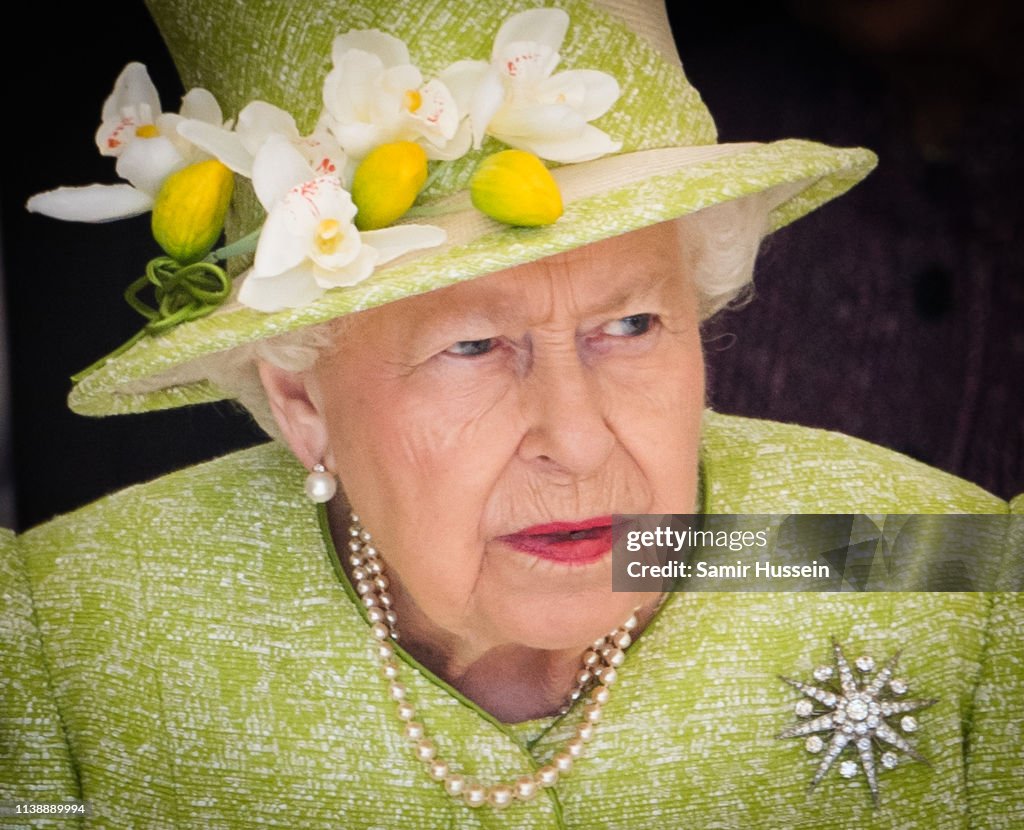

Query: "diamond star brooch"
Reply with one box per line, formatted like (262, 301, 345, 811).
(778, 639, 938, 805)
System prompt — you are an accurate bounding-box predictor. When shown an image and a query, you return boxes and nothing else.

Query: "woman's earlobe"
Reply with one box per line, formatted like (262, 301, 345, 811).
(256, 360, 331, 471)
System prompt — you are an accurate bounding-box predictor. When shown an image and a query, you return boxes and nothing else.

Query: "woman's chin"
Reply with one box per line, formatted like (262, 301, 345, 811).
(478, 590, 653, 653)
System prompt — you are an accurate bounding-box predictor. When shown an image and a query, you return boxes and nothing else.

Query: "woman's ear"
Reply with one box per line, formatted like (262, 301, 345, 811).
(257, 361, 331, 471)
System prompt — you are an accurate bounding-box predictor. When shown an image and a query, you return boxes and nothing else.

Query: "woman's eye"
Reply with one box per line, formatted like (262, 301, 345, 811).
(601, 313, 656, 337)
(444, 338, 498, 357)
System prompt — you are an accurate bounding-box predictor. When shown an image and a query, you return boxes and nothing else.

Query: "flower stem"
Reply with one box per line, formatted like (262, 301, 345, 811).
(207, 229, 261, 262)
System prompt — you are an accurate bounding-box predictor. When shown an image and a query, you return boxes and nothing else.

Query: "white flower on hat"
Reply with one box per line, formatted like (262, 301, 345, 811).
(238, 137, 446, 312)
(177, 100, 347, 180)
(321, 29, 471, 162)
(443, 8, 621, 163)
(27, 62, 226, 222)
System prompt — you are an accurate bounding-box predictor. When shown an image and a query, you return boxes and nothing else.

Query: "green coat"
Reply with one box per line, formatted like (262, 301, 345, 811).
(3, 413, 1022, 828)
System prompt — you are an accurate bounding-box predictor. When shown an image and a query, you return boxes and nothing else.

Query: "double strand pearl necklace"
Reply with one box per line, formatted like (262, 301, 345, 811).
(345, 513, 639, 809)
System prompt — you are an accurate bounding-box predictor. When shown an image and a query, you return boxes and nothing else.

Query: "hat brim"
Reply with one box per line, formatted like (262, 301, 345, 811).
(68, 138, 876, 416)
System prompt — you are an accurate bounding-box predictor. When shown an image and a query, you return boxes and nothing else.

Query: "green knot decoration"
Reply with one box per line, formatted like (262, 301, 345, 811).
(124, 257, 232, 333)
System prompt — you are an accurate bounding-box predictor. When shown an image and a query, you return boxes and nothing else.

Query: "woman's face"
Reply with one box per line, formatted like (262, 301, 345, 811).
(312, 220, 704, 653)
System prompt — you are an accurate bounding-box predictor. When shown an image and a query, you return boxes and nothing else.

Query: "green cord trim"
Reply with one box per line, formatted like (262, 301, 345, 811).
(69, 227, 261, 386)
(124, 257, 232, 333)
(70, 328, 149, 385)
(70, 256, 232, 384)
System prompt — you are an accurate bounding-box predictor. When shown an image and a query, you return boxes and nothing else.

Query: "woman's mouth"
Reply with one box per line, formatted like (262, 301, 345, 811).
(497, 516, 614, 565)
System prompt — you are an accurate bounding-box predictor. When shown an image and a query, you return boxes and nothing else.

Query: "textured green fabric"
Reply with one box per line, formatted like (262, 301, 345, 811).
(0, 529, 80, 828)
(66, 0, 877, 416)
(2, 413, 1021, 828)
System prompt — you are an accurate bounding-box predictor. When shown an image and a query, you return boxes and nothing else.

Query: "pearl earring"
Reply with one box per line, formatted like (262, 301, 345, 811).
(305, 463, 337, 503)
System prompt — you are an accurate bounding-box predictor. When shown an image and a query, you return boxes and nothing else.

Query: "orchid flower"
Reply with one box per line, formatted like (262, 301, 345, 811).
(238, 137, 446, 312)
(320, 29, 471, 162)
(27, 63, 226, 222)
(177, 100, 347, 180)
(442, 8, 621, 163)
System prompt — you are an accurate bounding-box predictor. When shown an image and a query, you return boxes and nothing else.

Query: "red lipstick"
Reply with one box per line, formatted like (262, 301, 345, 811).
(498, 516, 614, 565)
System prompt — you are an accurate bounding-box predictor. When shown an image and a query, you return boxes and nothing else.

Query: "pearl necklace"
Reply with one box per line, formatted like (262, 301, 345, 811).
(345, 513, 639, 809)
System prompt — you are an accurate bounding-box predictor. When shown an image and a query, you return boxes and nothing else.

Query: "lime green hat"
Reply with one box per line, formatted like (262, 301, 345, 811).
(52, 0, 876, 416)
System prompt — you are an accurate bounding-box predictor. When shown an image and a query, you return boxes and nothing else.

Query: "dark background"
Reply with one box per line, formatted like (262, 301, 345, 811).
(2, 1, 1022, 531)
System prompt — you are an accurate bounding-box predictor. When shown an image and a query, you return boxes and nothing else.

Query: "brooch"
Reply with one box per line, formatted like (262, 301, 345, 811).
(778, 639, 937, 805)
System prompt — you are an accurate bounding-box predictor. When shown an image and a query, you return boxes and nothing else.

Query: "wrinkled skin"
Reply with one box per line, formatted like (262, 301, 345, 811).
(261, 219, 705, 721)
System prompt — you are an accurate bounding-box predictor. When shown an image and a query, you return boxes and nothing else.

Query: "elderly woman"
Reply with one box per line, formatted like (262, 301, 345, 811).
(3, 0, 1021, 827)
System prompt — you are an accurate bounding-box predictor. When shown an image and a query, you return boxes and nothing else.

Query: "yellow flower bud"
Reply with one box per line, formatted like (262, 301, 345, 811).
(470, 150, 563, 227)
(351, 141, 428, 231)
(151, 159, 234, 264)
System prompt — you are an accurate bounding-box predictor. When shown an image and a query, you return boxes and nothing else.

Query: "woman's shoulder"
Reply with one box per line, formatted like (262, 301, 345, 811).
(24, 442, 298, 533)
(15, 440, 341, 671)
(18, 441, 309, 576)
(701, 411, 1008, 513)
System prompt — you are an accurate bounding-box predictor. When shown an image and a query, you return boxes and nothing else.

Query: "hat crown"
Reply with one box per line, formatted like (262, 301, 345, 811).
(145, 0, 716, 239)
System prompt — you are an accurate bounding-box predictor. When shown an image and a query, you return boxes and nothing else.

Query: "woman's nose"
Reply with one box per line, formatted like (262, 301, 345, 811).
(516, 343, 616, 477)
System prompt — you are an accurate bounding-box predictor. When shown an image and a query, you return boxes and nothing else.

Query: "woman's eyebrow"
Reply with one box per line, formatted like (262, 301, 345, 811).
(499, 271, 675, 321)
(400, 306, 505, 347)
(589, 276, 672, 314)
(410, 267, 675, 339)
(565, 272, 677, 321)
